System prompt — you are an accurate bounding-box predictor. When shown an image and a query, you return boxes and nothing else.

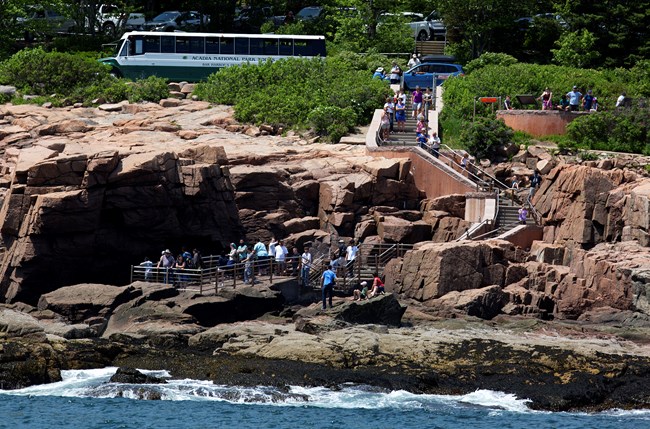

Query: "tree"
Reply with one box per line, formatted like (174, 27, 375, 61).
(436, 0, 536, 60)
(551, 29, 599, 68)
(553, 0, 650, 67)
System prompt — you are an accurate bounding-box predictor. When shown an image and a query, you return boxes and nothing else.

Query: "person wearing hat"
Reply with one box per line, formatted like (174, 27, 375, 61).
(353, 281, 368, 301)
(583, 89, 596, 111)
(407, 53, 420, 68)
(566, 85, 582, 111)
(157, 249, 175, 284)
(373, 67, 386, 80)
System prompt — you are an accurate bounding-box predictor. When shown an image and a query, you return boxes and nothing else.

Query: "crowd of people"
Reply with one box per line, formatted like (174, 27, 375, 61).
(503, 85, 621, 112)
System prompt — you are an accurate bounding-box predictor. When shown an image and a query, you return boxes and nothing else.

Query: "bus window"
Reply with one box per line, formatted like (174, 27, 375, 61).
(143, 36, 160, 53)
(190, 37, 205, 53)
(295, 39, 325, 56)
(134, 38, 144, 55)
(279, 40, 292, 55)
(161, 36, 175, 53)
(263, 38, 278, 56)
(293, 40, 308, 56)
(119, 40, 128, 56)
(206, 37, 219, 54)
(235, 38, 249, 55)
(249, 39, 263, 55)
(220, 37, 234, 54)
(176, 37, 189, 53)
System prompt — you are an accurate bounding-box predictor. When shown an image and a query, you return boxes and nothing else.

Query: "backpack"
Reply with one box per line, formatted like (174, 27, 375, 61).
(185, 257, 194, 269)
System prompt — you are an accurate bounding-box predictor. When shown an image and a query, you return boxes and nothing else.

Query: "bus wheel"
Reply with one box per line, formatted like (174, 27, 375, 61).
(103, 22, 116, 37)
(109, 68, 122, 78)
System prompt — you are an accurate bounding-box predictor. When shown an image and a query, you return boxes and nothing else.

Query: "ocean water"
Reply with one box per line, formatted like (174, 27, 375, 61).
(0, 368, 648, 429)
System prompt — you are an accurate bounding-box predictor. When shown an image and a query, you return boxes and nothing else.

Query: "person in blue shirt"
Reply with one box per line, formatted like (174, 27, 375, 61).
(320, 263, 338, 310)
(566, 86, 582, 111)
(372, 67, 386, 80)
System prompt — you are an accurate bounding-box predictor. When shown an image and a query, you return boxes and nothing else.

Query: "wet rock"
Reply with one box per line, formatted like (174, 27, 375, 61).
(110, 367, 167, 384)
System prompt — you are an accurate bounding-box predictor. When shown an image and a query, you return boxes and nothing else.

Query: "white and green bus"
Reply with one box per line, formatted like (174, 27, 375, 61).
(99, 31, 326, 81)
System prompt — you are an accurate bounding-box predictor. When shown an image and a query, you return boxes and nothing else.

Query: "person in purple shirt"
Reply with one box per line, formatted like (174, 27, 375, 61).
(411, 86, 423, 118)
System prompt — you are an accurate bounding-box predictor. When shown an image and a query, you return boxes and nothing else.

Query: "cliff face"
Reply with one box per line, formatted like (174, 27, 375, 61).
(0, 101, 430, 304)
(386, 162, 650, 320)
(0, 146, 241, 304)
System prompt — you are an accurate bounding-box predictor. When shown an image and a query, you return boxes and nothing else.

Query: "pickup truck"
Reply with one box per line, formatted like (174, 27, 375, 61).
(95, 4, 145, 36)
(411, 10, 446, 41)
(378, 11, 445, 41)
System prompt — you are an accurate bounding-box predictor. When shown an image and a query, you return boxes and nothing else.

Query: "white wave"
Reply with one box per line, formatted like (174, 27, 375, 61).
(0, 369, 536, 413)
(455, 389, 532, 412)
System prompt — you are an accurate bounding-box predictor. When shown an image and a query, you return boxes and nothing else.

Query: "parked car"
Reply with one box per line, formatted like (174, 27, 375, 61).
(142, 11, 209, 32)
(402, 63, 464, 89)
(17, 5, 76, 41)
(378, 11, 445, 41)
(233, 6, 273, 32)
(94, 4, 145, 36)
(296, 6, 324, 22)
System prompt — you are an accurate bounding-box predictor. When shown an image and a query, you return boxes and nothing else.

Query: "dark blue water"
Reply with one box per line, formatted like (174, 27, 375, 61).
(1, 395, 648, 429)
(0, 368, 647, 429)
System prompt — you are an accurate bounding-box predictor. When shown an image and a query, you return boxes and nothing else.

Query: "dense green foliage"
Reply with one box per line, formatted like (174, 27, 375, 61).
(461, 117, 514, 160)
(566, 108, 650, 155)
(193, 54, 392, 142)
(0, 47, 108, 95)
(552, 0, 650, 68)
(464, 52, 518, 74)
(0, 47, 169, 104)
(442, 61, 649, 121)
(442, 53, 650, 156)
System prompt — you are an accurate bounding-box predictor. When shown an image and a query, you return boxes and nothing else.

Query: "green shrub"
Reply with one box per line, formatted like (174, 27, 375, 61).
(129, 76, 169, 102)
(308, 106, 357, 141)
(465, 52, 518, 74)
(443, 62, 650, 121)
(461, 117, 514, 160)
(578, 150, 599, 161)
(194, 54, 391, 142)
(566, 108, 650, 154)
(0, 47, 110, 96)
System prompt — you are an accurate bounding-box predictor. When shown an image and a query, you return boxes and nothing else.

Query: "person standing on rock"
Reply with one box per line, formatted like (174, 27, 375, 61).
(529, 170, 542, 199)
(320, 262, 337, 310)
(253, 238, 269, 275)
(300, 246, 312, 287)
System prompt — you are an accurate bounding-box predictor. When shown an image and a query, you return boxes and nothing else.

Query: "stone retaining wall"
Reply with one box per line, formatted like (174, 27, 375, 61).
(496, 109, 590, 136)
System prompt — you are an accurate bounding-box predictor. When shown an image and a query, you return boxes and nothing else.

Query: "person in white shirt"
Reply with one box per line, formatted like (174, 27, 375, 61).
(616, 91, 626, 107)
(274, 240, 288, 275)
(300, 246, 312, 287)
(345, 240, 359, 276)
(407, 53, 420, 68)
(428, 132, 441, 158)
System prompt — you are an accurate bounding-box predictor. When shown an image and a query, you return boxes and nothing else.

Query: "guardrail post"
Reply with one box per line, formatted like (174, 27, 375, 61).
(269, 259, 274, 284)
(130, 265, 133, 284)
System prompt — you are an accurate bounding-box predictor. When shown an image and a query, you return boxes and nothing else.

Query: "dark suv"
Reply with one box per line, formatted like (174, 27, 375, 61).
(142, 11, 210, 32)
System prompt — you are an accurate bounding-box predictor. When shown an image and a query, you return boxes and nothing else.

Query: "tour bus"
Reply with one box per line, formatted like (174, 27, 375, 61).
(99, 31, 327, 81)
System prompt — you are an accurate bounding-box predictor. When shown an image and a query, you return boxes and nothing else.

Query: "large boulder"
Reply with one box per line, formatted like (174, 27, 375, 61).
(293, 293, 406, 333)
(431, 285, 506, 319)
(38, 284, 141, 324)
(393, 240, 524, 303)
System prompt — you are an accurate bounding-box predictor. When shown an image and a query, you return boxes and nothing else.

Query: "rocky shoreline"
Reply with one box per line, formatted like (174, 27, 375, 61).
(0, 100, 649, 411)
(2, 281, 649, 411)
